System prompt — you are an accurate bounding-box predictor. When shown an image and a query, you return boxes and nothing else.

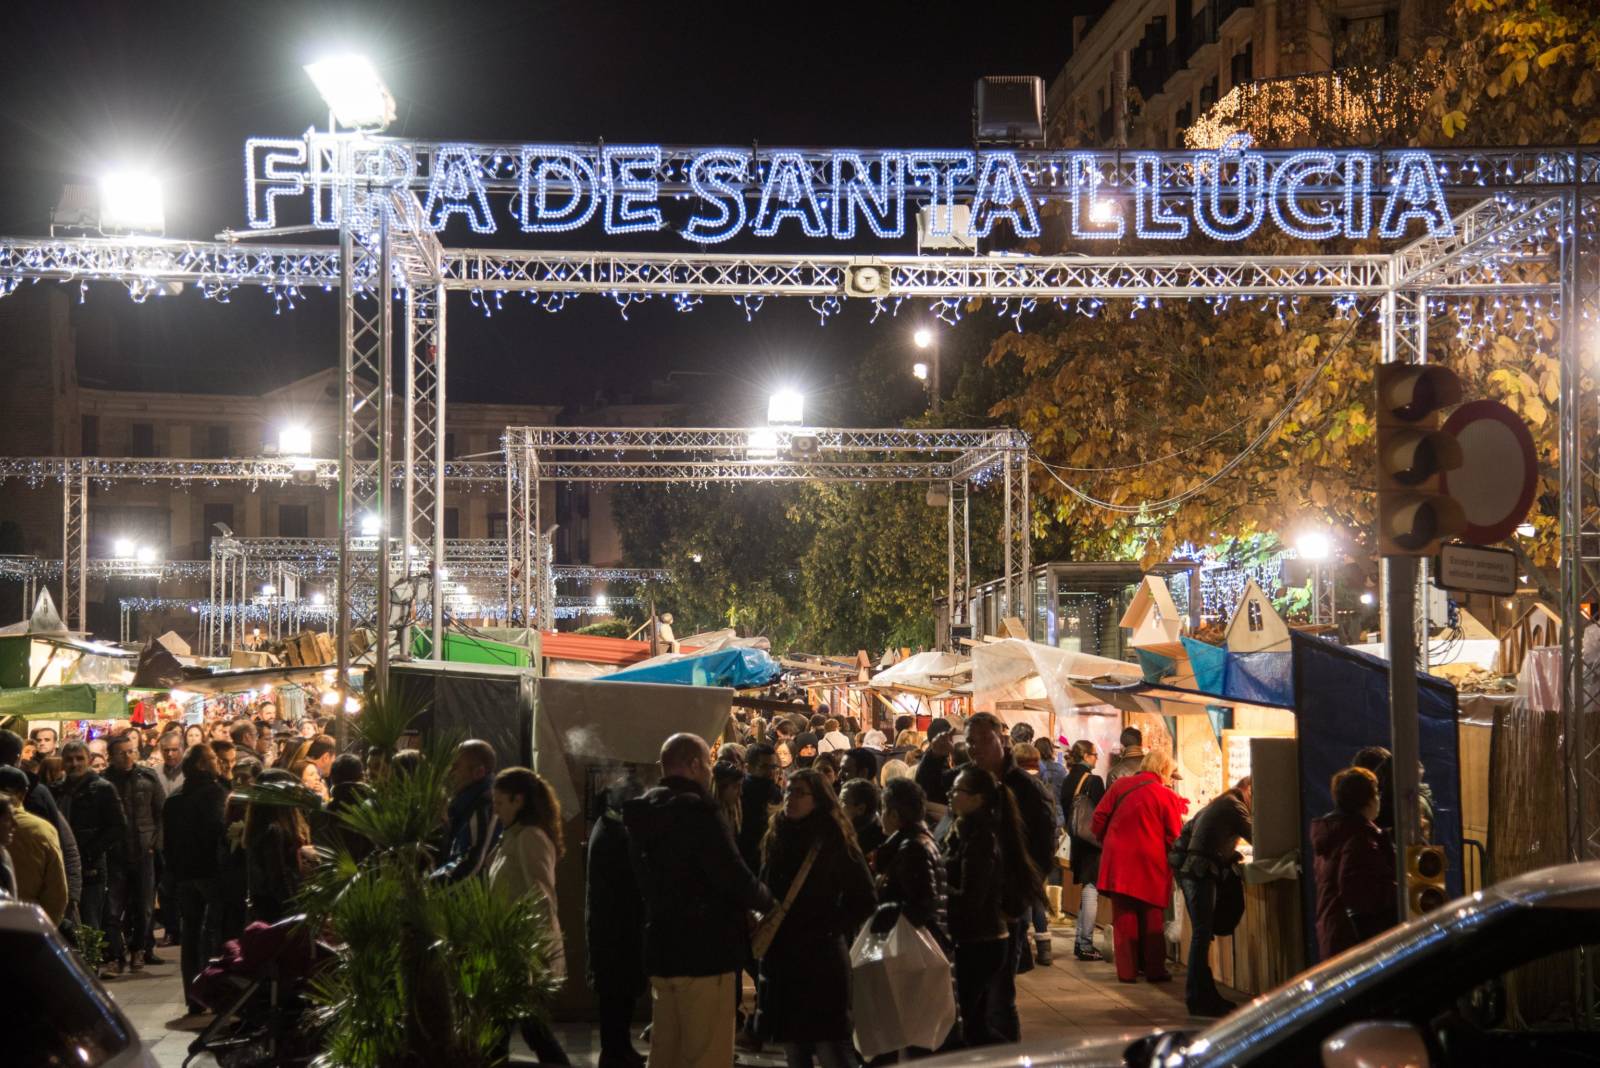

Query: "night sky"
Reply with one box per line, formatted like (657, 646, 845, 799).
(0, 1, 1082, 420)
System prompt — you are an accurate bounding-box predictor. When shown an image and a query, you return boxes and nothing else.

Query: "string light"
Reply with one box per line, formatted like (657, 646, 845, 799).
(752, 151, 828, 238)
(682, 150, 750, 244)
(971, 151, 1041, 239)
(829, 152, 905, 240)
(601, 146, 667, 234)
(1193, 134, 1267, 241)
(422, 145, 497, 233)
(518, 148, 598, 233)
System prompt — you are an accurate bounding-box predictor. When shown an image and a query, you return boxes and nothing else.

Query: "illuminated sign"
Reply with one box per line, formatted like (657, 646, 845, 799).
(245, 133, 1453, 243)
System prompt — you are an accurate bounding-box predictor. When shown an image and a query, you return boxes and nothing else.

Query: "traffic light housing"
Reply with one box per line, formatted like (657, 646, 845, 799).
(1406, 843, 1448, 916)
(1376, 365, 1466, 557)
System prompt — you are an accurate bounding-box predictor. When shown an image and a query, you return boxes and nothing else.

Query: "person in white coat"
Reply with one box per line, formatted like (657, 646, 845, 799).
(489, 766, 570, 1064)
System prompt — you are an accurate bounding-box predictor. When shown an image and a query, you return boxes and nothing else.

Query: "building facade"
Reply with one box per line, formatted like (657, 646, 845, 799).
(1048, 0, 1430, 148)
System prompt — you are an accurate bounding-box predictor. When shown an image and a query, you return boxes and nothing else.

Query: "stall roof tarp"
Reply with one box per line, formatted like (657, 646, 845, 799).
(972, 639, 1144, 738)
(538, 631, 654, 668)
(598, 646, 779, 688)
(0, 684, 126, 719)
(411, 629, 534, 669)
(869, 651, 969, 692)
(1290, 631, 1462, 963)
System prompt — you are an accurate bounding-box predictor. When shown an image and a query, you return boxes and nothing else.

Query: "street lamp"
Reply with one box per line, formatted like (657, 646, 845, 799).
(304, 55, 396, 131)
(112, 538, 136, 559)
(913, 327, 942, 413)
(360, 513, 382, 536)
(98, 170, 165, 235)
(912, 361, 929, 381)
(1296, 530, 1333, 626)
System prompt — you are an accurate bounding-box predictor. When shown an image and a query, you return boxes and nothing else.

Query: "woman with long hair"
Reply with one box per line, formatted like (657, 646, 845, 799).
(487, 766, 570, 1066)
(757, 767, 876, 1068)
(243, 769, 312, 922)
(1090, 747, 1187, 983)
(183, 723, 206, 749)
(944, 765, 1042, 1047)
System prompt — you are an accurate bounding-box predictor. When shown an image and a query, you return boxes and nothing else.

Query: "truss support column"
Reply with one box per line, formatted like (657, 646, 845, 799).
(962, 482, 971, 627)
(1002, 455, 1014, 622)
(403, 282, 446, 659)
(62, 460, 86, 633)
(1019, 447, 1032, 634)
(337, 185, 394, 729)
(946, 481, 956, 648)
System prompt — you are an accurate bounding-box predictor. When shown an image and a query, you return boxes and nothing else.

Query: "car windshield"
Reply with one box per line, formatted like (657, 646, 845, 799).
(1178, 885, 1600, 1067)
(0, 927, 136, 1066)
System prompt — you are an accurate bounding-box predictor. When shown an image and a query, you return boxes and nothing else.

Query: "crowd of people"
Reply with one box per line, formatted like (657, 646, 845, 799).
(0, 700, 352, 1017)
(0, 697, 1423, 1064)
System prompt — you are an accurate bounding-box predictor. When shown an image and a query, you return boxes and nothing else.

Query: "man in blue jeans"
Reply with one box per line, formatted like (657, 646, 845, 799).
(1176, 776, 1252, 1016)
(1061, 740, 1106, 962)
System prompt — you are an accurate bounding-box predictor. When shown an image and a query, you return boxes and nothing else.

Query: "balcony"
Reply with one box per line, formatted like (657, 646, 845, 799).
(1186, 5, 1218, 60)
(1215, 0, 1254, 37)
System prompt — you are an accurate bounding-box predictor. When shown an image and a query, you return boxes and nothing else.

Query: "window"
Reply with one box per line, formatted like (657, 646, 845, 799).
(1247, 600, 1264, 632)
(1230, 42, 1252, 87)
(0, 929, 138, 1066)
(81, 415, 99, 456)
(278, 504, 309, 538)
(206, 425, 230, 458)
(203, 503, 234, 553)
(488, 512, 507, 539)
(130, 423, 155, 457)
(1199, 75, 1219, 109)
(444, 507, 460, 540)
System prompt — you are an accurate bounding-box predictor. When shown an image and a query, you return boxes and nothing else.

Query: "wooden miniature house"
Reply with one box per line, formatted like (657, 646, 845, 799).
(1223, 579, 1292, 654)
(1119, 575, 1184, 649)
(1498, 602, 1561, 676)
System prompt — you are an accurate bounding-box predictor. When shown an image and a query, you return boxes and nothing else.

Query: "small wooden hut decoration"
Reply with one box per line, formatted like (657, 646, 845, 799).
(1223, 579, 1291, 654)
(1120, 575, 1184, 649)
(1497, 602, 1561, 676)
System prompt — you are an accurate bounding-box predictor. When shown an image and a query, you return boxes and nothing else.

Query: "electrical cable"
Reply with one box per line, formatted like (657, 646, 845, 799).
(1031, 300, 1375, 514)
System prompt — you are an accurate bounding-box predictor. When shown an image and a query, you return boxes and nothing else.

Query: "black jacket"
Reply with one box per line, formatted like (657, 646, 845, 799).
(757, 815, 876, 1044)
(1061, 762, 1105, 885)
(944, 809, 1008, 944)
(1177, 788, 1253, 882)
(1003, 763, 1058, 877)
(876, 823, 949, 948)
(737, 774, 781, 873)
(162, 772, 228, 881)
(246, 823, 302, 923)
(105, 763, 165, 862)
(624, 775, 773, 978)
(853, 814, 887, 859)
(585, 807, 645, 996)
(915, 751, 951, 806)
(55, 772, 127, 875)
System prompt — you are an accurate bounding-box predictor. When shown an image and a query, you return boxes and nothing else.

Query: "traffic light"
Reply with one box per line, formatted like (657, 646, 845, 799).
(1376, 365, 1466, 557)
(1406, 843, 1448, 917)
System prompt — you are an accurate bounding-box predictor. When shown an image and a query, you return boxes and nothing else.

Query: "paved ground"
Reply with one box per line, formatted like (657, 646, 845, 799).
(108, 920, 1224, 1066)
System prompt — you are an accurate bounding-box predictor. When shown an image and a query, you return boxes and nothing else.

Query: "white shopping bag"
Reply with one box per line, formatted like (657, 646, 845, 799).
(850, 915, 957, 1059)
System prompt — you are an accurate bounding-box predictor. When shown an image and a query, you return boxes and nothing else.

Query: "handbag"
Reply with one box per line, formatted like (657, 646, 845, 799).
(1079, 776, 1150, 848)
(749, 842, 821, 960)
(1068, 771, 1097, 843)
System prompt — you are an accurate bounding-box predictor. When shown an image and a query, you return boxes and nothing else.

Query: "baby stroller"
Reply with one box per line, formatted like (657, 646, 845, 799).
(183, 915, 331, 1068)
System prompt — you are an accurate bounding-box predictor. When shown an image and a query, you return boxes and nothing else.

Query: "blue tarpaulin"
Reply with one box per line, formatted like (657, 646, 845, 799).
(1290, 632, 1462, 963)
(599, 647, 780, 689)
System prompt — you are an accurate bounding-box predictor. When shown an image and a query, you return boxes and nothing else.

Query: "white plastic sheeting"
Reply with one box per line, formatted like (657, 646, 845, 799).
(868, 651, 969, 692)
(970, 639, 1142, 739)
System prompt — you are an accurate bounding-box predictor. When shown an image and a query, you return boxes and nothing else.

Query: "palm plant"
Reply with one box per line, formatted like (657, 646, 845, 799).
(236, 691, 559, 1067)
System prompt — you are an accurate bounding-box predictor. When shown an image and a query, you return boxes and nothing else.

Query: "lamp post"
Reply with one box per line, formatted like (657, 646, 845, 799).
(914, 327, 941, 414)
(1296, 530, 1333, 627)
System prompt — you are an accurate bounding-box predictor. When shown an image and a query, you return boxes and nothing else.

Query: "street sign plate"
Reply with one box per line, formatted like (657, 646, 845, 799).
(1435, 542, 1518, 596)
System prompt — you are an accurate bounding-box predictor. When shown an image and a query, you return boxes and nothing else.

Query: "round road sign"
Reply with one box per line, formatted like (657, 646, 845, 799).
(1440, 399, 1537, 545)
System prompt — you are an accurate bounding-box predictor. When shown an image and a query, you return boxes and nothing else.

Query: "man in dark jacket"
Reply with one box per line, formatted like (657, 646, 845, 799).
(163, 743, 228, 1014)
(1061, 740, 1107, 962)
(57, 740, 127, 959)
(1176, 776, 1253, 1016)
(736, 743, 781, 874)
(431, 740, 499, 883)
(967, 712, 1054, 1041)
(1107, 727, 1145, 786)
(915, 719, 955, 807)
(625, 733, 772, 1068)
(587, 777, 646, 1068)
(103, 731, 165, 973)
(0, 728, 81, 918)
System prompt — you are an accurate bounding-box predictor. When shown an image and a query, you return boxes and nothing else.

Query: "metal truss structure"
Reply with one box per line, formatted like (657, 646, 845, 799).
(502, 426, 1029, 633)
(2, 144, 1598, 913)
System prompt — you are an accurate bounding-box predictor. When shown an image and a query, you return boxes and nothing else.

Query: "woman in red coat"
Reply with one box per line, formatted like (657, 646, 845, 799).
(1090, 747, 1187, 982)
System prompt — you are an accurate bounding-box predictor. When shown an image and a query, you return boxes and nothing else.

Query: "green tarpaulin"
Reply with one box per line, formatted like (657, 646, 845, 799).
(410, 631, 532, 669)
(0, 684, 128, 719)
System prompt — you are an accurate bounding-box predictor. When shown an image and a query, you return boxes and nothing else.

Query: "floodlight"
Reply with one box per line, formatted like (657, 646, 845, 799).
(278, 425, 313, 456)
(360, 513, 382, 536)
(768, 390, 805, 425)
(595, 594, 610, 609)
(112, 537, 136, 559)
(262, 584, 276, 596)
(311, 592, 327, 606)
(321, 690, 340, 707)
(135, 545, 158, 564)
(1296, 530, 1332, 561)
(1516, 521, 1535, 537)
(1360, 591, 1376, 606)
(344, 697, 361, 713)
(98, 170, 165, 234)
(913, 361, 929, 381)
(914, 327, 935, 349)
(747, 427, 780, 458)
(304, 55, 397, 130)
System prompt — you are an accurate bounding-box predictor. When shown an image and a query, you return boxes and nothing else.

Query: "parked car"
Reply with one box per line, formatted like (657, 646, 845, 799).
(0, 901, 158, 1067)
(920, 862, 1600, 1068)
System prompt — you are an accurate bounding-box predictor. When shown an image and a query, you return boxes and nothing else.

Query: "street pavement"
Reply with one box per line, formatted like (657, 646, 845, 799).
(108, 920, 1222, 1067)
